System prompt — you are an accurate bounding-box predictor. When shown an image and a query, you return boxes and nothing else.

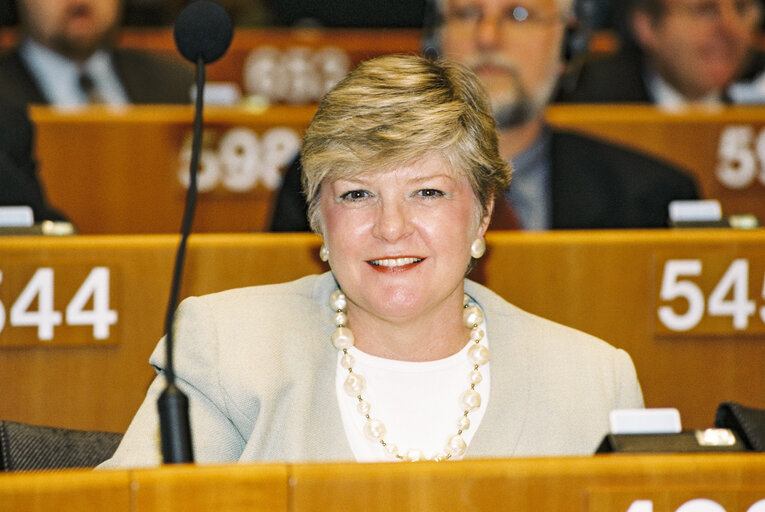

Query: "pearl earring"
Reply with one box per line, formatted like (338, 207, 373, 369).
(470, 238, 486, 259)
(319, 244, 330, 262)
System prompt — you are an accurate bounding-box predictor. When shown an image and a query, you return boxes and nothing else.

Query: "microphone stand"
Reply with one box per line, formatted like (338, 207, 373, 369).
(157, 55, 206, 464)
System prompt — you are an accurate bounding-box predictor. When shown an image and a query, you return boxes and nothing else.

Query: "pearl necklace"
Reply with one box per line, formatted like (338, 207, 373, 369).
(330, 289, 489, 462)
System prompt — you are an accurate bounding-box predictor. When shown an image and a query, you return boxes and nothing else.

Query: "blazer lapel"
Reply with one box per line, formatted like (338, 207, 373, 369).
(464, 283, 532, 458)
(303, 273, 355, 461)
(304, 335, 355, 461)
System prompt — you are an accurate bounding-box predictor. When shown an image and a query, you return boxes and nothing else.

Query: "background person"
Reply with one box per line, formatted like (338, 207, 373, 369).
(560, 0, 764, 107)
(0, 0, 193, 107)
(0, 99, 68, 222)
(100, 55, 642, 468)
(271, 0, 700, 232)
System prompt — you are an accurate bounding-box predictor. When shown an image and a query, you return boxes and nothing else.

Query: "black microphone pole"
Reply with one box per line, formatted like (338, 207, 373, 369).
(158, 0, 233, 464)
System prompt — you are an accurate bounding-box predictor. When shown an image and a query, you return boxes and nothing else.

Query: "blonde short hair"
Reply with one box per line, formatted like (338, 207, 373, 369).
(301, 54, 512, 233)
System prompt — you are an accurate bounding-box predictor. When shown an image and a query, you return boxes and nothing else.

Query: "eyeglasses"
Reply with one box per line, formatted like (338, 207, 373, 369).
(670, 0, 762, 24)
(444, 3, 567, 31)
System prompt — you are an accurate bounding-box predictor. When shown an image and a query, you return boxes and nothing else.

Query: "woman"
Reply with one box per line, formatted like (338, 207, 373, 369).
(101, 55, 642, 467)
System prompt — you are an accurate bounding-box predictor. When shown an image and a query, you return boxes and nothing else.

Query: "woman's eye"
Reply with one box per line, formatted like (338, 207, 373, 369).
(339, 190, 369, 201)
(417, 189, 445, 198)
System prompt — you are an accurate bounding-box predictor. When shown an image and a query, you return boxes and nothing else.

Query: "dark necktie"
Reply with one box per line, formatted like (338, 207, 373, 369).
(78, 71, 103, 104)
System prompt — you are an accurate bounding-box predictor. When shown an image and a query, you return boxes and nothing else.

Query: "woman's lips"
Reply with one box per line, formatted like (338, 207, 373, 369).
(366, 257, 424, 272)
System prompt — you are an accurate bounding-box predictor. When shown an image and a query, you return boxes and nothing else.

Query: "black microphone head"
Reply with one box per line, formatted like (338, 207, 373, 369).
(174, 0, 233, 65)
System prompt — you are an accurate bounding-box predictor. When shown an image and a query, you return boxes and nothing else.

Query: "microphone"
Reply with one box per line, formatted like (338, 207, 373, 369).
(158, 0, 233, 465)
(174, 0, 233, 65)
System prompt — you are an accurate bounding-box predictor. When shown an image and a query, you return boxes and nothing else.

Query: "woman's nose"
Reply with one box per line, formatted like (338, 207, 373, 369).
(372, 200, 413, 242)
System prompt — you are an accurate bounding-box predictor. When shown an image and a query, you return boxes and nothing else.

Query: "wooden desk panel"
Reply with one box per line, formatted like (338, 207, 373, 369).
(290, 455, 765, 512)
(1, 231, 763, 433)
(132, 464, 288, 512)
(32, 105, 765, 235)
(0, 455, 764, 512)
(0, 233, 326, 432)
(31, 105, 317, 234)
(1, 27, 421, 92)
(546, 105, 765, 224)
(118, 27, 421, 91)
(0, 469, 130, 512)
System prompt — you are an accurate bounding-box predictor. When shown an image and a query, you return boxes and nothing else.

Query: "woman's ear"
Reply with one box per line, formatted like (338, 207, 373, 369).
(479, 198, 494, 236)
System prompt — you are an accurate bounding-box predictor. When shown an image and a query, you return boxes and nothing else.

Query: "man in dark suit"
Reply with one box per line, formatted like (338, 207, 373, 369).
(560, 0, 763, 107)
(0, 0, 193, 107)
(271, 0, 699, 231)
(0, 99, 67, 222)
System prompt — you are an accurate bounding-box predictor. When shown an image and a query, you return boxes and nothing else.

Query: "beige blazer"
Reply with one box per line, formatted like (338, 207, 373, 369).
(100, 272, 643, 468)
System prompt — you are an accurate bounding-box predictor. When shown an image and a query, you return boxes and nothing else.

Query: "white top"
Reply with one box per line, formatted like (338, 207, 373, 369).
(336, 304, 490, 462)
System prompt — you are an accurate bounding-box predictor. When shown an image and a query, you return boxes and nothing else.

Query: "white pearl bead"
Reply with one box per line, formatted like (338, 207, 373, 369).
(333, 311, 347, 327)
(460, 389, 481, 411)
(405, 449, 423, 462)
(470, 328, 484, 342)
(330, 290, 347, 311)
(340, 352, 354, 369)
(357, 399, 371, 415)
(447, 435, 467, 457)
(384, 443, 399, 458)
(343, 373, 365, 396)
(468, 344, 489, 366)
(463, 294, 470, 307)
(331, 326, 355, 349)
(462, 306, 483, 328)
(329, 288, 489, 463)
(432, 450, 448, 462)
(363, 419, 386, 440)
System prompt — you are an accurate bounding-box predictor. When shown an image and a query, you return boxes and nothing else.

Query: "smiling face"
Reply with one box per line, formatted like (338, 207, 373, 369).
(18, 0, 122, 60)
(319, 153, 491, 327)
(632, 0, 761, 99)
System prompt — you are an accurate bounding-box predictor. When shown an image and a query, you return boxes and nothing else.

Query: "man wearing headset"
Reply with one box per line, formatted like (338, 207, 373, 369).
(271, 0, 700, 231)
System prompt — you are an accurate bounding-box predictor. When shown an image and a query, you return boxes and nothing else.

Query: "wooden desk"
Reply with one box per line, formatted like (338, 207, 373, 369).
(119, 27, 421, 91)
(0, 230, 763, 433)
(547, 105, 765, 224)
(1, 27, 421, 91)
(0, 455, 764, 512)
(31, 105, 317, 234)
(32, 104, 765, 235)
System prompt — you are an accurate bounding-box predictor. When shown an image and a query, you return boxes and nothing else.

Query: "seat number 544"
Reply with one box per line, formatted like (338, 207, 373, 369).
(0, 267, 117, 342)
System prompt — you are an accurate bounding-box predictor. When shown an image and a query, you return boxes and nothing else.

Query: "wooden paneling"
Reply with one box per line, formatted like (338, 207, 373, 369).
(1, 230, 763, 433)
(0, 455, 764, 512)
(30, 105, 765, 234)
(0, 469, 130, 512)
(1, 27, 421, 90)
(31, 105, 317, 234)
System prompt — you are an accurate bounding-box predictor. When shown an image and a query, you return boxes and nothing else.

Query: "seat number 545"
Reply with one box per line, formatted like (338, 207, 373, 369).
(657, 258, 764, 332)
